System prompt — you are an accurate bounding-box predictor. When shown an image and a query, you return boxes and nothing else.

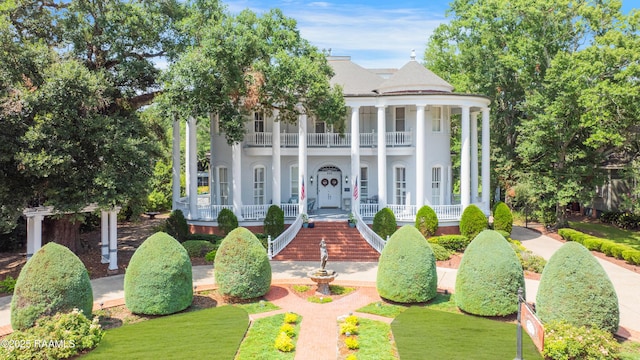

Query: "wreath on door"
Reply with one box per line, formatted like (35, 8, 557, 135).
(330, 178, 339, 187)
(321, 178, 329, 187)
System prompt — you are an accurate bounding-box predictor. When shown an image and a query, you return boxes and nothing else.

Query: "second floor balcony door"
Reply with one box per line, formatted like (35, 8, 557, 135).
(317, 168, 341, 208)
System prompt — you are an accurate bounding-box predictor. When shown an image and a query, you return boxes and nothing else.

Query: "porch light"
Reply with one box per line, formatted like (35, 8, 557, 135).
(345, 175, 349, 183)
(310, 175, 314, 185)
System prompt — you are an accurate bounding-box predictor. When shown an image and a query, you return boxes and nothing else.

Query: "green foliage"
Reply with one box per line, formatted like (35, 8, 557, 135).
(543, 321, 620, 360)
(428, 235, 470, 252)
(11, 242, 93, 330)
(558, 228, 640, 265)
(274, 331, 295, 352)
(492, 202, 513, 234)
(372, 207, 397, 240)
(415, 205, 438, 238)
(622, 250, 640, 265)
(430, 243, 451, 261)
(307, 295, 332, 303)
(459, 205, 488, 241)
(455, 230, 524, 316)
(164, 209, 189, 243)
(181, 240, 216, 258)
(215, 227, 272, 300)
(263, 205, 284, 239)
(0, 275, 17, 293)
(146, 160, 173, 212)
(340, 322, 359, 335)
(537, 242, 619, 333)
(292, 285, 310, 293)
(284, 312, 298, 324)
(510, 240, 547, 273)
(0, 309, 104, 360)
(344, 315, 359, 326)
(124, 232, 193, 315)
(279, 323, 296, 337)
(204, 249, 216, 263)
(217, 208, 238, 236)
(377, 225, 437, 303)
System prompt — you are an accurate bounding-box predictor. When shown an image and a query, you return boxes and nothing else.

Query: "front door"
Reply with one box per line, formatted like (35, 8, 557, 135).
(317, 170, 341, 208)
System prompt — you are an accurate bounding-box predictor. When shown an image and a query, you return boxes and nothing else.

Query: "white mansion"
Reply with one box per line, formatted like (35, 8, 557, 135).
(173, 53, 491, 232)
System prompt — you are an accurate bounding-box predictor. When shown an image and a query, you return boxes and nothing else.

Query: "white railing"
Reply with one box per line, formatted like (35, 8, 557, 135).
(241, 204, 268, 220)
(360, 203, 379, 218)
(307, 132, 350, 147)
(281, 133, 298, 147)
(245, 131, 412, 148)
(354, 212, 386, 253)
(388, 205, 417, 221)
(245, 132, 273, 146)
(432, 205, 462, 220)
(386, 131, 412, 146)
(360, 133, 376, 147)
(281, 203, 299, 218)
(197, 204, 233, 220)
(268, 214, 302, 259)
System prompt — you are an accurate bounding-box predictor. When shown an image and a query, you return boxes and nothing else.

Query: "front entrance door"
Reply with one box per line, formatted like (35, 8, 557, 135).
(317, 170, 341, 208)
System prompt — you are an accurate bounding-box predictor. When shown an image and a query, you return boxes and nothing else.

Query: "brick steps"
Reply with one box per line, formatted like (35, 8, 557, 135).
(272, 221, 380, 262)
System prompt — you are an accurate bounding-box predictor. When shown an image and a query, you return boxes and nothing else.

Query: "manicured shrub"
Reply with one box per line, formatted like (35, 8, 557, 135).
(536, 242, 619, 333)
(428, 235, 470, 252)
(11, 242, 93, 330)
(459, 204, 488, 241)
(415, 205, 438, 238)
(492, 202, 513, 235)
(344, 337, 360, 350)
(510, 240, 547, 273)
(455, 230, 524, 316)
(622, 249, 640, 265)
(280, 323, 296, 337)
(215, 227, 272, 300)
(340, 322, 359, 335)
(377, 225, 437, 303)
(263, 205, 285, 239)
(204, 249, 217, 263)
(0, 275, 16, 293)
(217, 208, 238, 235)
(125, 232, 193, 315)
(430, 243, 451, 261)
(372, 207, 397, 239)
(274, 331, 295, 352)
(543, 321, 620, 360)
(181, 240, 216, 257)
(164, 209, 189, 243)
(495, 230, 511, 241)
(284, 312, 298, 324)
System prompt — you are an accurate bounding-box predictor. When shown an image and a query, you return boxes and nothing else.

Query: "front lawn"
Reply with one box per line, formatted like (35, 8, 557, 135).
(569, 221, 640, 251)
(82, 306, 248, 359)
(391, 307, 542, 360)
(235, 313, 301, 360)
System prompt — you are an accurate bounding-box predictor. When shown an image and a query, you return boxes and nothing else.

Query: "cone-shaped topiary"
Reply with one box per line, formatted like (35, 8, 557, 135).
(455, 230, 524, 316)
(536, 242, 619, 333)
(492, 202, 513, 235)
(415, 205, 438, 238)
(263, 205, 284, 239)
(377, 225, 437, 303)
(215, 227, 272, 300)
(373, 207, 397, 240)
(125, 232, 193, 315)
(459, 204, 488, 241)
(217, 208, 238, 235)
(11, 242, 93, 330)
(164, 209, 189, 243)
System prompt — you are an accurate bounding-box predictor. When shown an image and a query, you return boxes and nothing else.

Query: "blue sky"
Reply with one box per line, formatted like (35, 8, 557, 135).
(225, 0, 638, 69)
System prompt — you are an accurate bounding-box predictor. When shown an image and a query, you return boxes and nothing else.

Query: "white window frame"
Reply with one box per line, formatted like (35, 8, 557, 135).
(395, 107, 406, 132)
(254, 112, 265, 133)
(217, 166, 229, 205)
(394, 166, 407, 205)
(360, 166, 369, 201)
(290, 165, 299, 201)
(253, 166, 265, 205)
(432, 166, 442, 205)
(432, 106, 443, 133)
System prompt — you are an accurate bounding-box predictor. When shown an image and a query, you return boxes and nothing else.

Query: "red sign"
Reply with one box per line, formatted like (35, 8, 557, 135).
(521, 302, 544, 352)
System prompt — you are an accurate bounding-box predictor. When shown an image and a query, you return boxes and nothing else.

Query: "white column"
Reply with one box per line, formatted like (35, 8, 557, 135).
(209, 113, 216, 207)
(32, 215, 42, 258)
(447, 165, 453, 205)
(26, 216, 34, 259)
(481, 107, 491, 213)
(350, 106, 360, 214)
(101, 211, 109, 263)
(186, 116, 198, 219)
(272, 119, 281, 205)
(172, 115, 181, 210)
(376, 105, 387, 207)
(108, 210, 118, 272)
(460, 106, 471, 210)
(298, 113, 308, 215)
(471, 112, 479, 203)
(416, 105, 426, 208)
(232, 142, 244, 220)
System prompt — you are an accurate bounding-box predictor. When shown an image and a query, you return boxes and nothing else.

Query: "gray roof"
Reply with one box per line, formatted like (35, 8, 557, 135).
(328, 56, 384, 96)
(376, 60, 453, 94)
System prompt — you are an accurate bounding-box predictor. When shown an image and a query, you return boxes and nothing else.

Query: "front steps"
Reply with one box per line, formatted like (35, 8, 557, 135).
(272, 221, 380, 261)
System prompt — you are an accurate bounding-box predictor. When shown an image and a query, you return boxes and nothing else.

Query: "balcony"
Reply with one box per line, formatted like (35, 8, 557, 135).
(244, 131, 413, 148)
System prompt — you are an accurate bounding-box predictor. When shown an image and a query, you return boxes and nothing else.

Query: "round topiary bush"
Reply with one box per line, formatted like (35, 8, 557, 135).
(165, 209, 189, 243)
(373, 207, 397, 240)
(215, 227, 272, 300)
(125, 232, 193, 315)
(377, 225, 437, 303)
(536, 242, 619, 333)
(263, 205, 284, 239)
(492, 202, 513, 235)
(415, 205, 438, 238)
(11, 242, 93, 330)
(455, 230, 524, 316)
(459, 204, 488, 241)
(217, 208, 238, 235)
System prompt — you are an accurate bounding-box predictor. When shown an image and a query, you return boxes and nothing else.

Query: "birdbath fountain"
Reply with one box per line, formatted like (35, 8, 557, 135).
(308, 238, 338, 296)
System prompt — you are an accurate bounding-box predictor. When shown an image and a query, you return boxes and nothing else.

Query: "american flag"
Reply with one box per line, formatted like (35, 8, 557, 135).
(300, 175, 305, 201)
(353, 175, 359, 200)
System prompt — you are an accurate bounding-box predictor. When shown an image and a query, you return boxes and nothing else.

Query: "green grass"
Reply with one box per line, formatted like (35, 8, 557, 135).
(329, 284, 355, 296)
(307, 295, 333, 303)
(619, 338, 640, 360)
(569, 221, 640, 250)
(235, 300, 280, 314)
(424, 293, 459, 313)
(292, 284, 310, 293)
(347, 318, 396, 360)
(357, 302, 407, 318)
(235, 313, 301, 360)
(391, 307, 542, 360)
(83, 306, 248, 359)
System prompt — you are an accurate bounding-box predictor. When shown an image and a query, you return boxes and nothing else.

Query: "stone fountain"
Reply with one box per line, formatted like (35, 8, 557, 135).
(308, 238, 338, 295)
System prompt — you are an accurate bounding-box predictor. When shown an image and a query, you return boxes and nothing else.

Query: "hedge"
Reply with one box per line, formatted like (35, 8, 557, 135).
(428, 235, 470, 252)
(557, 228, 640, 265)
(459, 205, 488, 241)
(182, 240, 216, 258)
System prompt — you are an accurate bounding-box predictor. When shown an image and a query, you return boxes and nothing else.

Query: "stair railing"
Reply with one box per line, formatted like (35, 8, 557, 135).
(268, 214, 303, 259)
(354, 211, 386, 253)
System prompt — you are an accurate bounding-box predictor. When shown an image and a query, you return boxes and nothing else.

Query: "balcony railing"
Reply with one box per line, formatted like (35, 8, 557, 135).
(244, 131, 412, 148)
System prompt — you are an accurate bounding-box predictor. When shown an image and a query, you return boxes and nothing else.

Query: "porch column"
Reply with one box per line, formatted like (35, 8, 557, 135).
(172, 115, 181, 210)
(272, 118, 281, 205)
(232, 142, 244, 220)
(416, 105, 426, 208)
(351, 106, 360, 214)
(481, 107, 491, 213)
(471, 112, 479, 203)
(108, 210, 118, 272)
(298, 113, 308, 215)
(26, 215, 43, 259)
(186, 115, 198, 219)
(460, 106, 471, 210)
(101, 211, 109, 263)
(376, 105, 387, 207)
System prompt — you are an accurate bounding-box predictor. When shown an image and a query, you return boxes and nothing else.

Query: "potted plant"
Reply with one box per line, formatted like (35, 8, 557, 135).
(348, 213, 356, 228)
(302, 214, 309, 228)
